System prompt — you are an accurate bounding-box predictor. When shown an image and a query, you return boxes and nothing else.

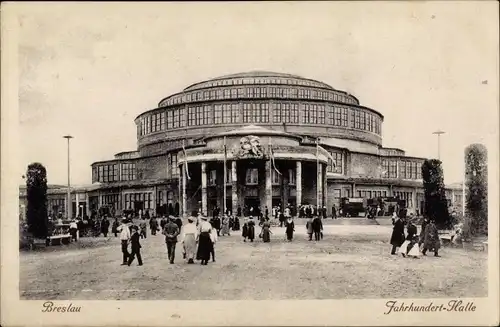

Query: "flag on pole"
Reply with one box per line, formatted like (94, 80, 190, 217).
(223, 136, 227, 214)
(317, 144, 336, 168)
(182, 140, 191, 180)
(269, 137, 281, 175)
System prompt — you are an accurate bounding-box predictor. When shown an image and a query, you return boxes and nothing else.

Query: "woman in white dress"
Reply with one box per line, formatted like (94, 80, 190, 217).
(181, 218, 198, 264)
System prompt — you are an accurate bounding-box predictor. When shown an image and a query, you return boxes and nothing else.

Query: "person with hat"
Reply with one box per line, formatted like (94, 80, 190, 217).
(242, 217, 249, 242)
(246, 217, 256, 242)
(196, 216, 214, 265)
(117, 217, 131, 265)
(127, 225, 143, 266)
(181, 217, 198, 264)
(162, 217, 180, 264)
(422, 219, 441, 257)
(390, 214, 405, 255)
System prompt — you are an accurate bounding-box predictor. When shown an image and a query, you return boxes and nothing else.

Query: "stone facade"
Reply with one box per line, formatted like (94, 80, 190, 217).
(39, 71, 463, 219)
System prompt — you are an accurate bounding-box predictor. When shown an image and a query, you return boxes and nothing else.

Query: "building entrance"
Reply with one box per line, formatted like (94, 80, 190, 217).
(244, 197, 260, 216)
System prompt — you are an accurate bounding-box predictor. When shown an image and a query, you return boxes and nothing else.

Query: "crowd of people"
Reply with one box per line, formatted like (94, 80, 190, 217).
(389, 212, 442, 259)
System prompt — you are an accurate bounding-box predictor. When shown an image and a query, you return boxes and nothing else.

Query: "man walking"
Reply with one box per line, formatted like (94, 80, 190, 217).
(127, 226, 143, 266)
(163, 217, 180, 264)
(117, 218, 131, 265)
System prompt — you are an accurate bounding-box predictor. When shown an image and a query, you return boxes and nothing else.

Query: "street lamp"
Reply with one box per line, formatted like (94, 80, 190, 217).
(63, 135, 73, 219)
(432, 130, 445, 160)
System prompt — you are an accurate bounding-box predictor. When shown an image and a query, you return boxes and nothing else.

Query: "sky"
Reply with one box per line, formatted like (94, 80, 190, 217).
(15, 2, 498, 186)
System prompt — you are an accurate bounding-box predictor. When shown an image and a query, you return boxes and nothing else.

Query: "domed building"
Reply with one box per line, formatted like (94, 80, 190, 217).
(89, 71, 430, 217)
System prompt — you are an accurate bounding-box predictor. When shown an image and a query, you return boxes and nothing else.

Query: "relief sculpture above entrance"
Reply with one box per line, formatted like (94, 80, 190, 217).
(235, 135, 265, 159)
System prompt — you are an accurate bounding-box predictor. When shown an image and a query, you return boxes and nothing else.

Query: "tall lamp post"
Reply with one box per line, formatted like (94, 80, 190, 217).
(432, 130, 445, 160)
(63, 135, 73, 219)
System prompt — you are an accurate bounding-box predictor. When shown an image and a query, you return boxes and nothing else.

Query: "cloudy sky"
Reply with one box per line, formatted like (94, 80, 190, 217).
(16, 2, 498, 186)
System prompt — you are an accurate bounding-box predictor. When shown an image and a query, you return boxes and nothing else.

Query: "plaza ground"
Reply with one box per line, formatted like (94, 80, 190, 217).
(20, 219, 488, 300)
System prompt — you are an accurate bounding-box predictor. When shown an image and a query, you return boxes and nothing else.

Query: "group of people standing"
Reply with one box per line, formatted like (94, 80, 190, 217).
(390, 214, 441, 258)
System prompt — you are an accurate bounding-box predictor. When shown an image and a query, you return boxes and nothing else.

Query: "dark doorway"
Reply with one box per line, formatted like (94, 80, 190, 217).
(244, 197, 260, 216)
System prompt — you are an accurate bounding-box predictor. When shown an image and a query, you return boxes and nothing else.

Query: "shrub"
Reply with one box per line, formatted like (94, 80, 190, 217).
(26, 163, 49, 238)
(422, 159, 451, 229)
(465, 144, 488, 236)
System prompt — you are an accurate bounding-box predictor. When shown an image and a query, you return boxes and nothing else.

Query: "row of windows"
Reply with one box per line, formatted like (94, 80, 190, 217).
(140, 103, 381, 136)
(327, 151, 344, 174)
(357, 190, 389, 199)
(139, 112, 166, 136)
(205, 168, 297, 186)
(399, 161, 423, 180)
(124, 192, 153, 210)
(167, 153, 179, 179)
(103, 194, 121, 211)
(381, 160, 423, 180)
(159, 85, 358, 107)
(48, 199, 66, 212)
(393, 191, 413, 208)
(92, 163, 137, 183)
(185, 77, 333, 91)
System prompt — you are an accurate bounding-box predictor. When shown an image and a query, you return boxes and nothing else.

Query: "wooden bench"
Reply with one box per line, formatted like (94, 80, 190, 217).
(46, 234, 72, 246)
(439, 233, 454, 245)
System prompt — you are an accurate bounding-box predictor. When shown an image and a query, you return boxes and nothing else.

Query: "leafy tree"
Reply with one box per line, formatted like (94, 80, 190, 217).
(422, 159, 451, 229)
(465, 144, 488, 236)
(26, 163, 49, 238)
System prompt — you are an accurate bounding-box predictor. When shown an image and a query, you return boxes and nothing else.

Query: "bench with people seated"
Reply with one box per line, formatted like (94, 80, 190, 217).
(46, 223, 72, 246)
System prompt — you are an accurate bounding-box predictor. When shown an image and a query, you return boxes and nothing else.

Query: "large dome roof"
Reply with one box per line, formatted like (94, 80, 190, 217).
(183, 70, 335, 92)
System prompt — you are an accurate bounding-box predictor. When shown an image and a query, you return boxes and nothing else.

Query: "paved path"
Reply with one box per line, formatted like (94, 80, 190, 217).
(20, 224, 487, 300)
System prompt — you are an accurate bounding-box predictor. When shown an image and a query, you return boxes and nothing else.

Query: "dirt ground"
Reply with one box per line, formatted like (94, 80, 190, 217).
(20, 223, 488, 300)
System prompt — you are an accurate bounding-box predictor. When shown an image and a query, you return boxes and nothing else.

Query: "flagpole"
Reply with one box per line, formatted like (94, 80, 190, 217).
(316, 137, 320, 209)
(223, 136, 227, 215)
(182, 138, 187, 218)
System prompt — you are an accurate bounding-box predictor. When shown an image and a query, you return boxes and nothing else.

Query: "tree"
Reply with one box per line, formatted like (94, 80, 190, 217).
(422, 159, 451, 229)
(465, 144, 488, 236)
(26, 163, 49, 238)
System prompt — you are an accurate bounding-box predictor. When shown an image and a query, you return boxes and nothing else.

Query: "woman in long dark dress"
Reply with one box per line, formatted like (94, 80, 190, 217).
(242, 218, 248, 242)
(233, 216, 240, 231)
(390, 216, 405, 255)
(285, 217, 295, 241)
(261, 220, 272, 243)
(196, 217, 213, 265)
(247, 218, 256, 242)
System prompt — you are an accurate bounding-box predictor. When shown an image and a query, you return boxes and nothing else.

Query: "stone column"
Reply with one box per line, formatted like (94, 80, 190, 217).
(413, 187, 418, 215)
(201, 162, 208, 216)
(85, 193, 90, 217)
(317, 163, 323, 208)
(75, 193, 80, 218)
(178, 166, 182, 216)
(182, 164, 187, 217)
(231, 161, 238, 215)
(323, 165, 328, 214)
(265, 159, 272, 213)
(296, 161, 302, 208)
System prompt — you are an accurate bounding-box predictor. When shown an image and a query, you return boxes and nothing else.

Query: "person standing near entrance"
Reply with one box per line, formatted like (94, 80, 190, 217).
(306, 217, 313, 241)
(332, 205, 337, 219)
(312, 216, 323, 241)
(117, 218, 131, 265)
(162, 217, 180, 264)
